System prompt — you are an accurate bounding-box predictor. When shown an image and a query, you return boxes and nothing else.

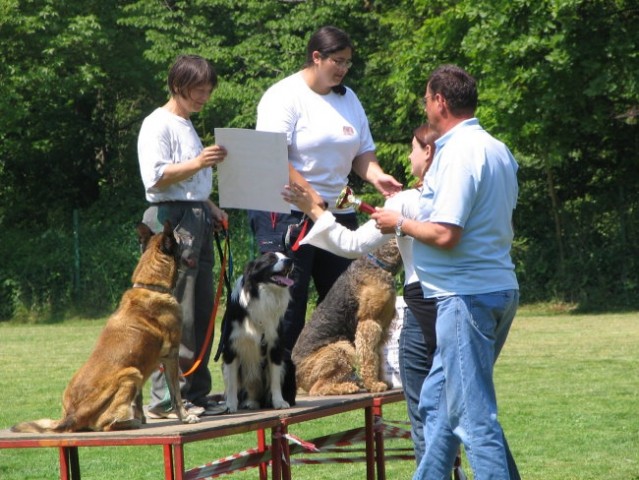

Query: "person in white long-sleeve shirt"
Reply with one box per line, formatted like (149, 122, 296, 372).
(282, 124, 438, 463)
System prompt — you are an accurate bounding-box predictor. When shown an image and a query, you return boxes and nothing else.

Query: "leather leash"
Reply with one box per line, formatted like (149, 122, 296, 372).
(183, 220, 232, 377)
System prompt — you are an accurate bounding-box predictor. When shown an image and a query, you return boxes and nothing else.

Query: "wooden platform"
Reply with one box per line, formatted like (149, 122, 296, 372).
(0, 389, 406, 480)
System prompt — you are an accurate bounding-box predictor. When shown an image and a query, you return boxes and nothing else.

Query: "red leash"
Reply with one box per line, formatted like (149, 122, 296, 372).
(290, 218, 308, 251)
(183, 220, 231, 377)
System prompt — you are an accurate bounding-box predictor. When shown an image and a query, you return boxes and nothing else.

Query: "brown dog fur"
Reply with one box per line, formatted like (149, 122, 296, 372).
(292, 239, 402, 396)
(11, 221, 199, 433)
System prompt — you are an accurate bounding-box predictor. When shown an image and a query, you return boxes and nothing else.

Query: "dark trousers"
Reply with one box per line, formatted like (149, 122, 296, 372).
(248, 210, 358, 352)
(143, 202, 215, 408)
(400, 282, 437, 463)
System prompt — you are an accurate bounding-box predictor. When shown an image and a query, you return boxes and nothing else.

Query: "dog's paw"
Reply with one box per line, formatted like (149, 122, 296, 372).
(272, 399, 290, 410)
(226, 401, 239, 413)
(367, 381, 389, 393)
(309, 381, 360, 396)
(182, 413, 200, 424)
(240, 399, 260, 410)
(107, 418, 143, 431)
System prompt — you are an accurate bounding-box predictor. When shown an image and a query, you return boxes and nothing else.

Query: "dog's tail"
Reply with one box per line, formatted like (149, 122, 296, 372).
(11, 418, 67, 433)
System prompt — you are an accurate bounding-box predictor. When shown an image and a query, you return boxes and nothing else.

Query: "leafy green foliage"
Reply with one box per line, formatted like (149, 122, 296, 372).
(0, 0, 638, 320)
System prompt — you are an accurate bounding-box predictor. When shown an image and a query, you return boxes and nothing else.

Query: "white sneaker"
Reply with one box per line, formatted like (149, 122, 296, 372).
(146, 401, 205, 419)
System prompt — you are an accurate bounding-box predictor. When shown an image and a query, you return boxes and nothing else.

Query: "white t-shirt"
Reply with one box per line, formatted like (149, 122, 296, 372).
(256, 71, 375, 211)
(137, 107, 212, 203)
(300, 188, 428, 286)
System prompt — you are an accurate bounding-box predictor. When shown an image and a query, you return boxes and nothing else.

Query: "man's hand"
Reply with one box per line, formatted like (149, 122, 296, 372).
(371, 208, 401, 234)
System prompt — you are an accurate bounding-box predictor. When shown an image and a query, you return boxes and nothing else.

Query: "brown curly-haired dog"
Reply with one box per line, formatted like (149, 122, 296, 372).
(292, 239, 402, 395)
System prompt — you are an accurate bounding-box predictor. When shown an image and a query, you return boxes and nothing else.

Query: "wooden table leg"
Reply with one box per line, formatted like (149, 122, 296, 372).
(163, 444, 175, 480)
(271, 425, 282, 480)
(173, 444, 185, 480)
(364, 406, 375, 480)
(59, 447, 80, 480)
(257, 429, 268, 480)
(280, 424, 291, 480)
(373, 398, 387, 480)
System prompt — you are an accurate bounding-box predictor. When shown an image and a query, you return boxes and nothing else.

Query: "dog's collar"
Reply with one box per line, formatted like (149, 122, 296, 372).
(365, 253, 395, 273)
(132, 282, 173, 294)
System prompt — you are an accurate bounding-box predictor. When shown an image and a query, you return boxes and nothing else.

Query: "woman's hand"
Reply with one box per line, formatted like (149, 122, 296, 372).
(371, 173, 403, 198)
(281, 182, 326, 221)
(352, 152, 402, 198)
(207, 200, 228, 231)
(282, 182, 315, 212)
(197, 144, 227, 169)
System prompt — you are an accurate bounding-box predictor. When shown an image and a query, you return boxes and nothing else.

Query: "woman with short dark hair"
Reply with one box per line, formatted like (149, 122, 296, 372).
(138, 54, 227, 418)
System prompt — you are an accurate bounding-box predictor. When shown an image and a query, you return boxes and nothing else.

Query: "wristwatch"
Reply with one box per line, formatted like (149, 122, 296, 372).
(395, 216, 406, 237)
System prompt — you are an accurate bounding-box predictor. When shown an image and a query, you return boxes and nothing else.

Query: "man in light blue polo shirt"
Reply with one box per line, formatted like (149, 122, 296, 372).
(373, 64, 520, 479)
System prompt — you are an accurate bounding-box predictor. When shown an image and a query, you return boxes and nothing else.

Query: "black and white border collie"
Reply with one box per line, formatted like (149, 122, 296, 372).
(216, 252, 295, 413)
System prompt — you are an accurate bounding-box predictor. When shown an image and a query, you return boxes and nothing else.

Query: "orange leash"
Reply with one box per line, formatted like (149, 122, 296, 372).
(183, 221, 231, 377)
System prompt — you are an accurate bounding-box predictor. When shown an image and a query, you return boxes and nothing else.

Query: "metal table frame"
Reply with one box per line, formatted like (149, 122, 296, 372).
(0, 390, 406, 480)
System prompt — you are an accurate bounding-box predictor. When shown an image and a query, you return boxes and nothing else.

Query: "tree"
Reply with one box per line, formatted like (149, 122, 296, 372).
(1, 0, 637, 319)
(0, 0, 154, 228)
(459, 0, 639, 305)
(362, 0, 639, 307)
(0, 0, 153, 318)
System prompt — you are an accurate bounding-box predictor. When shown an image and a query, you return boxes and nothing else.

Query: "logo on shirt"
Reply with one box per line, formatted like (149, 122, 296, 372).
(342, 126, 354, 136)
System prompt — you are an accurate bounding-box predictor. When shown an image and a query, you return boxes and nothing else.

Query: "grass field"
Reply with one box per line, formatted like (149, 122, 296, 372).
(1, 307, 638, 479)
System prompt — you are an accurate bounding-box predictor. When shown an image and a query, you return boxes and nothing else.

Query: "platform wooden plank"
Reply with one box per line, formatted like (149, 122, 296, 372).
(0, 389, 403, 447)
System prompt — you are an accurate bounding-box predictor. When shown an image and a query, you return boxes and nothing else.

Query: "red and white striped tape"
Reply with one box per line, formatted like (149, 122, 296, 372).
(185, 446, 272, 479)
(185, 419, 413, 478)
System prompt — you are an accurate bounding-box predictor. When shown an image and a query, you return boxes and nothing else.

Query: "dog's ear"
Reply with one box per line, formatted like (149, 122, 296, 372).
(160, 220, 178, 255)
(243, 256, 262, 279)
(136, 222, 154, 252)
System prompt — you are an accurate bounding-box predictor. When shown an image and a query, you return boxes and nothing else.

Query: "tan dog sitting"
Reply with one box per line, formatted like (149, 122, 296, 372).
(292, 239, 402, 395)
(11, 221, 199, 433)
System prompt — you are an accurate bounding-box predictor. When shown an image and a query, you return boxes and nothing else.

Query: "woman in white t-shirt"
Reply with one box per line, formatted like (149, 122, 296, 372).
(249, 25, 402, 361)
(137, 54, 228, 418)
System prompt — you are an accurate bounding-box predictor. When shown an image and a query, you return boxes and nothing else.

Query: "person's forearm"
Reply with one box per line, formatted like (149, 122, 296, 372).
(400, 218, 462, 250)
(352, 151, 380, 183)
(305, 203, 328, 221)
(154, 144, 226, 189)
(371, 208, 463, 250)
(154, 159, 204, 188)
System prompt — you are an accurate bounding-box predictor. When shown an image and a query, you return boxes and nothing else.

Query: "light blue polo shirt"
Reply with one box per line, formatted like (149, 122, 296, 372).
(413, 118, 519, 297)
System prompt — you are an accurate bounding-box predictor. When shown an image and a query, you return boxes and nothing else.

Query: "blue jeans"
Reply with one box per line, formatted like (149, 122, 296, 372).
(414, 290, 520, 480)
(398, 305, 434, 464)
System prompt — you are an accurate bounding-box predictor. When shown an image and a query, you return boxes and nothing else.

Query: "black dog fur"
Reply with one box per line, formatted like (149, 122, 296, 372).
(215, 252, 296, 412)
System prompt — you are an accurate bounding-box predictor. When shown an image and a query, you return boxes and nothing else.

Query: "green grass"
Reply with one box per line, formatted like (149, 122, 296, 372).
(1, 308, 638, 479)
